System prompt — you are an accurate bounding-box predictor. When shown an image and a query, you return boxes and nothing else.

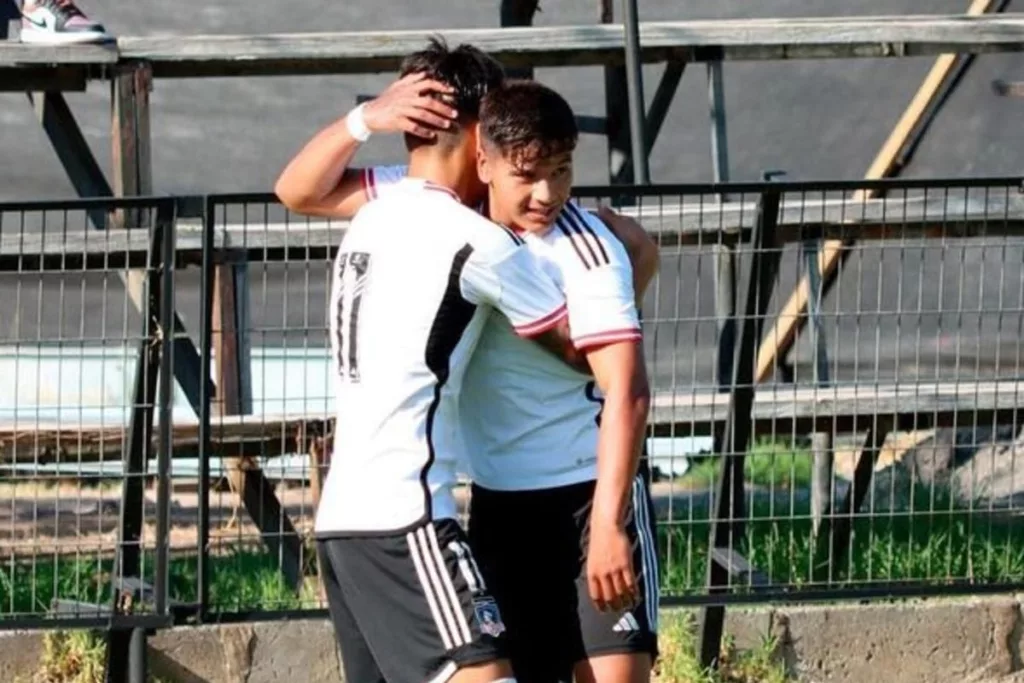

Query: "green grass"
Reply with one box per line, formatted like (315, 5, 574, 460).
(659, 478, 1024, 595)
(655, 612, 788, 683)
(2, 441, 1023, 617)
(13, 631, 173, 683)
(0, 547, 315, 616)
(678, 438, 814, 490)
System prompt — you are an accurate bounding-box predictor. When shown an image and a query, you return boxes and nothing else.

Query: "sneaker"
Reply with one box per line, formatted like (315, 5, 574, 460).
(20, 0, 113, 45)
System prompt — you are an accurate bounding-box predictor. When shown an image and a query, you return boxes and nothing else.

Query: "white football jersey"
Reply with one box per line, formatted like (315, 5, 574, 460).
(314, 177, 568, 534)
(361, 166, 643, 491)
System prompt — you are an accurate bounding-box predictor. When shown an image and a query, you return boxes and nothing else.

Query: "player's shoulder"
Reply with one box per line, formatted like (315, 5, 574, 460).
(458, 213, 529, 261)
(546, 201, 629, 269)
(362, 164, 408, 199)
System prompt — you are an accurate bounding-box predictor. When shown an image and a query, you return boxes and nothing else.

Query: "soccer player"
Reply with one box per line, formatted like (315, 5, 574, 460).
(308, 41, 584, 683)
(278, 74, 660, 682)
(463, 81, 658, 683)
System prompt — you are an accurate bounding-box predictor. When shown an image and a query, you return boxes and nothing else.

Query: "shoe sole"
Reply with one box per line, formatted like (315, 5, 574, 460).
(19, 29, 114, 46)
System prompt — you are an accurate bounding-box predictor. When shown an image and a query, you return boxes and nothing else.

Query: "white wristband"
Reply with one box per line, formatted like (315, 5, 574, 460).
(345, 104, 372, 142)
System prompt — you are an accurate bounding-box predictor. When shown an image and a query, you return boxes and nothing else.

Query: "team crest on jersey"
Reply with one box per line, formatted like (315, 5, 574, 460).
(473, 597, 506, 637)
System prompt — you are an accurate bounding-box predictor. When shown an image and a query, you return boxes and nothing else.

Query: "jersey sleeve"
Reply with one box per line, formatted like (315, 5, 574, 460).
(461, 242, 568, 338)
(360, 165, 408, 202)
(558, 204, 642, 350)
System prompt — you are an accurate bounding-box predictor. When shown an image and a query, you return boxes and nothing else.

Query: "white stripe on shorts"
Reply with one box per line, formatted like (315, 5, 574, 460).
(414, 527, 467, 647)
(633, 474, 660, 631)
(426, 524, 473, 644)
(408, 529, 460, 649)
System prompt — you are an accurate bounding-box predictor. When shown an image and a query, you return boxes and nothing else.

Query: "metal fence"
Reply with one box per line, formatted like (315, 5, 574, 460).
(2, 178, 1024, 653)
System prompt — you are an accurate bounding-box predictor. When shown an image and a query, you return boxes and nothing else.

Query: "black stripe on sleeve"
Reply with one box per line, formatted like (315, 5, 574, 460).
(560, 208, 601, 267)
(565, 203, 611, 265)
(556, 218, 593, 270)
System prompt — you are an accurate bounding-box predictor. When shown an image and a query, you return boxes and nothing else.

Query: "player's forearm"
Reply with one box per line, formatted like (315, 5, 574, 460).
(590, 379, 651, 528)
(275, 114, 362, 213)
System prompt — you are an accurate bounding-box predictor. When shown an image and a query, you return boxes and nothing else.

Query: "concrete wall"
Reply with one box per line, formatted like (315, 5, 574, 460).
(3, 597, 1024, 683)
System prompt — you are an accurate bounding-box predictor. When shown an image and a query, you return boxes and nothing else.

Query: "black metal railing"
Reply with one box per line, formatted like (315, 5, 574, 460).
(2, 176, 1023, 673)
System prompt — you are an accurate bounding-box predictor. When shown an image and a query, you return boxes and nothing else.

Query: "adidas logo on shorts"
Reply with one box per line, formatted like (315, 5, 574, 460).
(612, 613, 641, 632)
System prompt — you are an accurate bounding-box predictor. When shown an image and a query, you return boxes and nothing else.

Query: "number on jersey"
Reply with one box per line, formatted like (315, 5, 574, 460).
(584, 380, 605, 427)
(334, 251, 371, 382)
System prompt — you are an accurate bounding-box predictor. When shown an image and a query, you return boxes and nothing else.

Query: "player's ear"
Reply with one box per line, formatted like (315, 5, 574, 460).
(471, 121, 483, 154)
(476, 136, 493, 184)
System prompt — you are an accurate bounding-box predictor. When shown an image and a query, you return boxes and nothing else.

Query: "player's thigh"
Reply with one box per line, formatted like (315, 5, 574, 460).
(574, 474, 660, 668)
(328, 520, 509, 683)
(574, 652, 652, 683)
(316, 541, 386, 683)
(469, 486, 580, 682)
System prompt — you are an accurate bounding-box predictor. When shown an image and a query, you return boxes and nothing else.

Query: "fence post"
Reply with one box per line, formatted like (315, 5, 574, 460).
(197, 197, 216, 621)
(698, 183, 783, 671)
(104, 200, 175, 683)
(155, 200, 176, 618)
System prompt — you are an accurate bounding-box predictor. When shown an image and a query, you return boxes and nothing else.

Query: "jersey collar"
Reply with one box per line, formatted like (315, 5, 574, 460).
(399, 177, 461, 202)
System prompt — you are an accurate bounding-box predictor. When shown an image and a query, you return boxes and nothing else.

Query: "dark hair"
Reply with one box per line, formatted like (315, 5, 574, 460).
(399, 37, 505, 122)
(480, 80, 578, 165)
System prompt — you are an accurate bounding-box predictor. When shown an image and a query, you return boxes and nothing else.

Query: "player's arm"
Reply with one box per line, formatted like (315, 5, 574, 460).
(559, 210, 651, 611)
(462, 240, 590, 374)
(274, 73, 456, 218)
(593, 205, 660, 307)
(586, 337, 650, 613)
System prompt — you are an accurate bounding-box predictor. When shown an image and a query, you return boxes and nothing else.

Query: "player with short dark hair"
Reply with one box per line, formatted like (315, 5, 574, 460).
(309, 39, 581, 683)
(466, 80, 658, 683)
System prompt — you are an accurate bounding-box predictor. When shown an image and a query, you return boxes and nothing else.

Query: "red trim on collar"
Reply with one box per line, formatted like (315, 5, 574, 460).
(423, 182, 460, 201)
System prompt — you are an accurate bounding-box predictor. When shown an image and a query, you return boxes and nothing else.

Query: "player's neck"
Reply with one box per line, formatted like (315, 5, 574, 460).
(407, 154, 475, 205)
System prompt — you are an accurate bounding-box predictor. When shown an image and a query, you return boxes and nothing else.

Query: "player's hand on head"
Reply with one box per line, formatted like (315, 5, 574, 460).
(585, 519, 639, 613)
(362, 72, 459, 140)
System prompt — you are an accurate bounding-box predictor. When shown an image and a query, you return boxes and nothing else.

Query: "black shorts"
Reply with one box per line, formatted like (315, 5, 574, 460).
(468, 473, 660, 683)
(317, 519, 508, 683)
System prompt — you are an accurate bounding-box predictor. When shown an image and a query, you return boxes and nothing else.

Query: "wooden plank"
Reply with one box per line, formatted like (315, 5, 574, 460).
(710, 548, 771, 588)
(4, 192, 1023, 264)
(0, 415, 324, 465)
(0, 41, 116, 66)
(646, 380, 1024, 437)
(0, 68, 87, 92)
(753, 0, 1000, 384)
(3, 380, 1022, 464)
(4, 15, 1024, 79)
(116, 16, 1024, 78)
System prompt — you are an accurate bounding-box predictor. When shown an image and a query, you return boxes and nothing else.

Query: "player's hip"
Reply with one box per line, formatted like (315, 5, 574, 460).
(314, 475, 461, 536)
(467, 475, 661, 672)
(468, 472, 658, 558)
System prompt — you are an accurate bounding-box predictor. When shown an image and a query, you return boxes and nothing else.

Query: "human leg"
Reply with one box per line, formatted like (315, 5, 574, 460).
(572, 473, 660, 683)
(317, 541, 387, 683)
(325, 519, 514, 683)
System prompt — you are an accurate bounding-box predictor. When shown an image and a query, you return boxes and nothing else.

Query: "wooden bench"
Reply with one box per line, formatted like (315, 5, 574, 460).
(4, 380, 1021, 465)
(3, 190, 1023, 271)
(4, 14, 1024, 85)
